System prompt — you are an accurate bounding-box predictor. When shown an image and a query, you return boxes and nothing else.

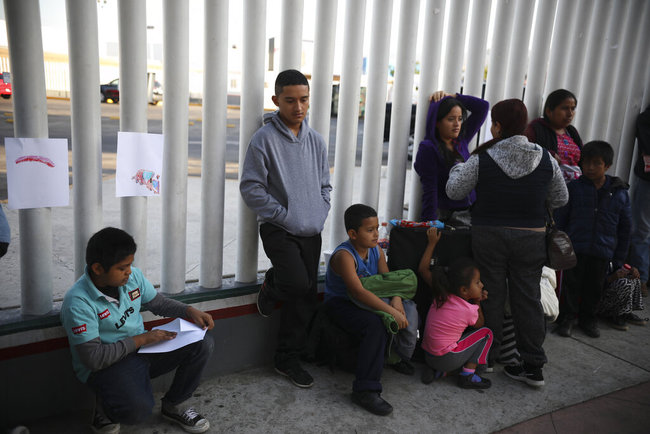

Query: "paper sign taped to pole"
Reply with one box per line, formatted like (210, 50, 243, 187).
(5, 137, 70, 209)
(116, 132, 164, 197)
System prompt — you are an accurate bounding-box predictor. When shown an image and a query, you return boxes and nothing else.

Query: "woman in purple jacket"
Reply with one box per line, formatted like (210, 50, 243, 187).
(414, 91, 489, 225)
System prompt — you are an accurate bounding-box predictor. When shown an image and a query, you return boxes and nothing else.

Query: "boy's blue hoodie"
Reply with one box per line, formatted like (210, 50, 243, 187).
(555, 175, 632, 267)
(240, 111, 332, 237)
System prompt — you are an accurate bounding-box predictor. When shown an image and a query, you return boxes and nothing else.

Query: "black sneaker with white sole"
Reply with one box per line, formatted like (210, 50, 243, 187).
(161, 406, 210, 434)
(275, 362, 314, 388)
(504, 364, 545, 387)
(257, 268, 276, 317)
(91, 407, 120, 434)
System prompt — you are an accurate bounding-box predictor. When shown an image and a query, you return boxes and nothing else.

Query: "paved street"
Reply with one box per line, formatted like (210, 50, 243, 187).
(0, 97, 380, 201)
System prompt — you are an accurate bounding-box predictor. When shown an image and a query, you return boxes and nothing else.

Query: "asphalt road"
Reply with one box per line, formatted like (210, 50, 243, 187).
(0, 97, 385, 200)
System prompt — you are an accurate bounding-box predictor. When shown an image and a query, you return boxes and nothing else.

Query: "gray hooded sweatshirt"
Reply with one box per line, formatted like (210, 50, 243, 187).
(446, 135, 568, 212)
(240, 111, 332, 237)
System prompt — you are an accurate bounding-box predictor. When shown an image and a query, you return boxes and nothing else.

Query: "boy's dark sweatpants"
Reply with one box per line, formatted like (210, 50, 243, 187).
(260, 223, 321, 368)
(324, 296, 389, 393)
(560, 253, 608, 324)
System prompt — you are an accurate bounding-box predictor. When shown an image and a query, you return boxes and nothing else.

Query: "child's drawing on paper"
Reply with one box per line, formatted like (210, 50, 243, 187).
(116, 132, 164, 197)
(5, 138, 69, 209)
(132, 169, 161, 194)
(15, 155, 56, 167)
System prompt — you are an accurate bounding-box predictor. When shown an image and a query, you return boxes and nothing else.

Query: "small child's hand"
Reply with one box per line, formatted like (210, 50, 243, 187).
(390, 296, 405, 317)
(631, 266, 640, 280)
(614, 268, 627, 280)
(392, 309, 408, 330)
(480, 289, 488, 301)
(426, 227, 442, 245)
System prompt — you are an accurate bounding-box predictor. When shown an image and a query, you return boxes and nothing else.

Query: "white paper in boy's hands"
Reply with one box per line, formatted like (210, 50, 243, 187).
(138, 318, 207, 353)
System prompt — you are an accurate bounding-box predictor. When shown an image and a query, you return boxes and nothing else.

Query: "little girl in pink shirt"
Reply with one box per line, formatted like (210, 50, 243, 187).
(418, 227, 493, 389)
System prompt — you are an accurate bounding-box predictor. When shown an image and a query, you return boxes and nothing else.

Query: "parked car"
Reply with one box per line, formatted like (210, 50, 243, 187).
(100, 78, 163, 104)
(0, 72, 12, 99)
(151, 80, 163, 104)
(100, 78, 120, 103)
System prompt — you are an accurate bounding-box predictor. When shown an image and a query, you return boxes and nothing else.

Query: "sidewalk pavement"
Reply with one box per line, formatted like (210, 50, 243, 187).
(20, 313, 650, 433)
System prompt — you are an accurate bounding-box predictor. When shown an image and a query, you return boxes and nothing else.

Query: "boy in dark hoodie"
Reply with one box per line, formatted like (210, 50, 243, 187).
(240, 70, 332, 388)
(555, 141, 632, 338)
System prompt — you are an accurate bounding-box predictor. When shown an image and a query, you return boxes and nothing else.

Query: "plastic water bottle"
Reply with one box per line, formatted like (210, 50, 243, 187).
(378, 222, 390, 257)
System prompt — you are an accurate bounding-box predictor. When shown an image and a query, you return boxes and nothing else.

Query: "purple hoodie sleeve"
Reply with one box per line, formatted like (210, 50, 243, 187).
(455, 94, 489, 145)
(414, 140, 440, 220)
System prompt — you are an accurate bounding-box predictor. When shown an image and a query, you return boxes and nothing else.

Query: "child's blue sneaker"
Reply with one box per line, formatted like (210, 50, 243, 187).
(457, 372, 491, 389)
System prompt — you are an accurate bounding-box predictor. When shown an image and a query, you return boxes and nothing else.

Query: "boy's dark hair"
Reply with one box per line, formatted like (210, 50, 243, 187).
(275, 69, 309, 96)
(543, 89, 577, 120)
(431, 256, 478, 308)
(86, 227, 137, 271)
(344, 203, 377, 232)
(581, 140, 614, 167)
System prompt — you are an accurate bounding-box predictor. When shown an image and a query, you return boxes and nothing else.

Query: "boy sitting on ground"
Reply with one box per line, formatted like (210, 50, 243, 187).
(60, 227, 215, 434)
(323, 204, 418, 416)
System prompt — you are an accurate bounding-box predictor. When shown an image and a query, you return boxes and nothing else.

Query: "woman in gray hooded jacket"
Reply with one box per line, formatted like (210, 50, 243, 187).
(446, 99, 568, 388)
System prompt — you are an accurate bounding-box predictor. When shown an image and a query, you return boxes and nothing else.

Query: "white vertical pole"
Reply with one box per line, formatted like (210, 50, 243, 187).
(480, 0, 517, 139)
(161, 0, 190, 293)
(543, 0, 577, 95)
(573, 0, 613, 141)
(588, 1, 628, 141)
(280, 0, 304, 71)
(359, 0, 393, 212)
(463, 0, 491, 97)
(328, 0, 367, 249)
(383, 0, 420, 222)
(408, 0, 446, 221)
(200, 0, 228, 288)
(440, 0, 469, 94)
(237, 0, 267, 283)
(504, 0, 535, 100)
(608, 0, 647, 175)
(643, 58, 650, 109)
(310, 0, 338, 142)
(625, 51, 650, 188)
(118, 0, 148, 270)
(524, 0, 558, 118)
(563, 0, 591, 95)
(4, 0, 53, 315)
(67, 0, 103, 278)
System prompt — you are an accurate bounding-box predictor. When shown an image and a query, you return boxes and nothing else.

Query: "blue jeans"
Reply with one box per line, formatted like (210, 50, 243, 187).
(380, 297, 418, 360)
(629, 177, 650, 282)
(87, 335, 214, 425)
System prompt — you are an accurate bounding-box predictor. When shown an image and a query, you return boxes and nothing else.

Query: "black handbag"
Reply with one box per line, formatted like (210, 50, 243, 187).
(545, 210, 577, 270)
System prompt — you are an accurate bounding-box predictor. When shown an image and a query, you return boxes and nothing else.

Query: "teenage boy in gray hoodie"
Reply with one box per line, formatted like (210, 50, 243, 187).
(240, 69, 332, 388)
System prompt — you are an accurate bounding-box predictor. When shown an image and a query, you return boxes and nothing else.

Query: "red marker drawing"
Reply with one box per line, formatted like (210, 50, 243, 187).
(15, 155, 55, 167)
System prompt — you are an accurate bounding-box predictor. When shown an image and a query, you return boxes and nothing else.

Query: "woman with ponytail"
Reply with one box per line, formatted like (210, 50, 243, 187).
(446, 99, 568, 388)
